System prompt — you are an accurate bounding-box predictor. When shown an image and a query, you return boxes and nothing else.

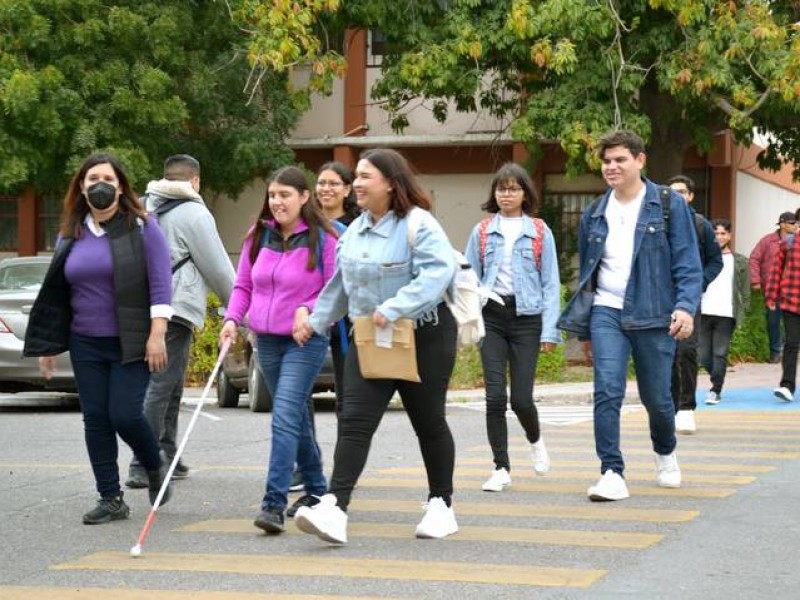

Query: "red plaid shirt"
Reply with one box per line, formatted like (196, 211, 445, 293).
(765, 237, 800, 314)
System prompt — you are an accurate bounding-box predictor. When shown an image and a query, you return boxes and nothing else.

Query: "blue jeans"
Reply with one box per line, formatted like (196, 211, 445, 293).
(767, 307, 783, 355)
(69, 334, 161, 498)
(591, 306, 677, 476)
(257, 333, 328, 511)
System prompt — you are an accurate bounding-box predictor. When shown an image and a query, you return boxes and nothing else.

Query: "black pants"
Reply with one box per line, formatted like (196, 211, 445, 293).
(328, 304, 457, 510)
(672, 310, 701, 411)
(480, 298, 542, 472)
(698, 315, 735, 395)
(780, 310, 800, 393)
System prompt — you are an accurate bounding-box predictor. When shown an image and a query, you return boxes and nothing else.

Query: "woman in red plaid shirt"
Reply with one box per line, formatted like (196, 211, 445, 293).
(765, 221, 800, 402)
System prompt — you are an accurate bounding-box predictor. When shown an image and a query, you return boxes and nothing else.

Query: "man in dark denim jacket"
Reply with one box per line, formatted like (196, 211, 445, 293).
(559, 130, 702, 501)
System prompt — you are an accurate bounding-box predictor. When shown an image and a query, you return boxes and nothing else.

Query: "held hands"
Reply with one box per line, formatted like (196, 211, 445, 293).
(669, 309, 694, 340)
(293, 307, 314, 346)
(38, 356, 57, 379)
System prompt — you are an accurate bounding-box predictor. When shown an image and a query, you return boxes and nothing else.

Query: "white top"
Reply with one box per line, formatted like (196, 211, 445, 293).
(493, 216, 524, 296)
(701, 252, 734, 318)
(594, 188, 646, 309)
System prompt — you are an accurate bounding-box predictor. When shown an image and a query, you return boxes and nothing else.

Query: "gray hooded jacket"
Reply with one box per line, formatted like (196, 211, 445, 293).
(144, 179, 235, 329)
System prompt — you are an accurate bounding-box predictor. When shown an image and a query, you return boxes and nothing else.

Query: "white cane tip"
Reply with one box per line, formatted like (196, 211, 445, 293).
(130, 545, 142, 557)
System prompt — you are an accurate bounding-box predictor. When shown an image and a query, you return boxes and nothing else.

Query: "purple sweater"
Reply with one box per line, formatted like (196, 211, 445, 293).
(64, 218, 172, 336)
(226, 220, 337, 336)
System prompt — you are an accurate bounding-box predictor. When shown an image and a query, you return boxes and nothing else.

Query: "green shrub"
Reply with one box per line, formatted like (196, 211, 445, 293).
(729, 289, 770, 363)
(186, 294, 224, 386)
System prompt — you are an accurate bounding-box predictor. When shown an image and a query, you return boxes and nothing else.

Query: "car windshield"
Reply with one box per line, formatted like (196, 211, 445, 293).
(0, 262, 49, 291)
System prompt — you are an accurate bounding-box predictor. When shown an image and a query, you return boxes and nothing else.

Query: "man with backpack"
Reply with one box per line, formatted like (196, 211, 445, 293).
(126, 155, 235, 488)
(667, 175, 723, 434)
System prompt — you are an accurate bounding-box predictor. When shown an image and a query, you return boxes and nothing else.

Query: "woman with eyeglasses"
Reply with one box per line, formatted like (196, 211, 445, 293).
(463, 162, 561, 493)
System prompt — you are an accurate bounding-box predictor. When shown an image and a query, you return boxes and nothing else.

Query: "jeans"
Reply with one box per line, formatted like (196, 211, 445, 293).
(767, 306, 783, 355)
(780, 310, 800, 393)
(328, 303, 457, 510)
(671, 310, 700, 411)
(257, 333, 328, 512)
(480, 298, 542, 471)
(590, 306, 677, 476)
(698, 315, 735, 394)
(129, 321, 193, 475)
(69, 334, 161, 498)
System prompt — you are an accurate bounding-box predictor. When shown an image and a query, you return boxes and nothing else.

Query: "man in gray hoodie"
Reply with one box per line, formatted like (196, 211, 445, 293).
(126, 155, 235, 487)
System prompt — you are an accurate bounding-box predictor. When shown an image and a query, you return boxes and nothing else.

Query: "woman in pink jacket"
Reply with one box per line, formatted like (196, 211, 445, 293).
(220, 166, 339, 534)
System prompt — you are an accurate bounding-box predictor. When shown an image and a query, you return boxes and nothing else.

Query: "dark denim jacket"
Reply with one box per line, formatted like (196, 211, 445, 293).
(559, 179, 702, 337)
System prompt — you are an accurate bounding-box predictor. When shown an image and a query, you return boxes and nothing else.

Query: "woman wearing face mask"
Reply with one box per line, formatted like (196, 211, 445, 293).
(24, 153, 174, 525)
(220, 166, 339, 534)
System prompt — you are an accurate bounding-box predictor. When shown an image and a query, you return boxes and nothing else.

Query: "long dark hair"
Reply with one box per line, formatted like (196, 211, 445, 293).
(59, 153, 145, 238)
(317, 161, 359, 220)
(481, 162, 538, 216)
(360, 149, 431, 218)
(248, 166, 338, 269)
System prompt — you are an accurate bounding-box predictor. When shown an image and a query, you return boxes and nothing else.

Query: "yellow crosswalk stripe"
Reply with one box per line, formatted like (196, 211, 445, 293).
(52, 552, 606, 588)
(357, 477, 734, 498)
(179, 519, 662, 549)
(377, 466, 755, 485)
(468, 446, 800, 459)
(455, 457, 776, 473)
(0, 587, 396, 600)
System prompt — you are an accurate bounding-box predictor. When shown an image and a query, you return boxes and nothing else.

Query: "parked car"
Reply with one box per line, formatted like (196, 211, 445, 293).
(0, 256, 76, 393)
(216, 326, 335, 412)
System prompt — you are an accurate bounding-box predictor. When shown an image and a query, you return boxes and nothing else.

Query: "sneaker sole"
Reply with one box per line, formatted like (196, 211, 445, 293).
(774, 392, 794, 402)
(288, 485, 305, 493)
(415, 525, 459, 539)
(254, 518, 285, 534)
(481, 484, 509, 492)
(588, 490, 630, 502)
(704, 400, 720, 405)
(125, 480, 148, 489)
(676, 428, 696, 435)
(657, 481, 682, 488)
(534, 466, 549, 476)
(295, 513, 346, 544)
(83, 508, 130, 525)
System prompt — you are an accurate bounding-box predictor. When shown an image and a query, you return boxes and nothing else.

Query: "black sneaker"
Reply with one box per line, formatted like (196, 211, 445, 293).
(147, 453, 173, 506)
(289, 469, 304, 492)
(83, 494, 130, 525)
(125, 467, 148, 489)
(171, 459, 190, 480)
(286, 494, 321, 518)
(254, 507, 285, 534)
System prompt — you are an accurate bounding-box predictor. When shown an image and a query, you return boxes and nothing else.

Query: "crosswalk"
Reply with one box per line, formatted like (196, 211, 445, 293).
(456, 400, 642, 426)
(4, 406, 800, 599)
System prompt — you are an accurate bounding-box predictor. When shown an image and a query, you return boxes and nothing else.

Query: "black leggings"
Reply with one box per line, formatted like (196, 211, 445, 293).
(328, 304, 457, 510)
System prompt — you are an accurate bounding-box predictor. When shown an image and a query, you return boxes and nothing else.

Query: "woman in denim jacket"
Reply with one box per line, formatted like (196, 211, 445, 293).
(464, 163, 561, 493)
(293, 149, 458, 544)
(220, 166, 339, 535)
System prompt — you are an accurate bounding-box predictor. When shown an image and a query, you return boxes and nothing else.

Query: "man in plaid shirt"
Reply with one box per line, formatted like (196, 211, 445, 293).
(765, 222, 800, 402)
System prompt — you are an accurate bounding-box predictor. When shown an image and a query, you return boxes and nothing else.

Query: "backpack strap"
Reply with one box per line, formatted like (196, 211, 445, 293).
(478, 217, 492, 267)
(478, 215, 543, 270)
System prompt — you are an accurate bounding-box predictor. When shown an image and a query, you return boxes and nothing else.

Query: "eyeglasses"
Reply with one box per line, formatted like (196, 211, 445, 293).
(317, 180, 344, 189)
(496, 186, 523, 195)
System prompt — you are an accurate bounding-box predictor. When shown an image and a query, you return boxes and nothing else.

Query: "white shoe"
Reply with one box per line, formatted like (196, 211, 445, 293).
(774, 387, 794, 402)
(655, 452, 681, 488)
(675, 410, 696, 434)
(704, 392, 721, 405)
(531, 439, 550, 475)
(587, 470, 629, 501)
(415, 497, 458, 539)
(294, 493, 348, 544)
(481, 467, 511, 492)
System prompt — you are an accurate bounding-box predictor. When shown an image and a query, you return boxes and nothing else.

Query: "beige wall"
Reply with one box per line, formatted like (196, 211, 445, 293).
(418, 173, 494, 250)
(735, 172, 800, 256)
(290, 73, 345, 139)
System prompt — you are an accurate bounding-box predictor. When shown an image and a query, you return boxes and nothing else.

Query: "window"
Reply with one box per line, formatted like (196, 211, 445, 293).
(0, 195, 18, 251)
(37, 193, 62, 251)
(367, 30, 386, 67)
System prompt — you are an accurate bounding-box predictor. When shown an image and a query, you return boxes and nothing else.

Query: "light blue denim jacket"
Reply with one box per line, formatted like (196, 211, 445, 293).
(309, 209, 456, 334)
(463, 214, 562, 344)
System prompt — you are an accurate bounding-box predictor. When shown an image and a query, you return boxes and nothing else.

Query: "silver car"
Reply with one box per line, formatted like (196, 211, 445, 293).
(0, 256, 75, 393)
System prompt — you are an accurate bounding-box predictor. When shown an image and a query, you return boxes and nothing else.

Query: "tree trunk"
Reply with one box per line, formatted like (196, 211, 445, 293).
(639, 77, 693, 184)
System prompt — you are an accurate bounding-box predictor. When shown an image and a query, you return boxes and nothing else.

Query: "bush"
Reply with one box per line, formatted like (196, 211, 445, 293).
(186, 294, 224, 386)
(729, 289, 770, 363)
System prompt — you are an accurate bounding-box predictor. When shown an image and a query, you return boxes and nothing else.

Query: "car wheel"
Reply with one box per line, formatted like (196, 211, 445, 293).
(216, 369, 240, 408)
(248, 353, 272, 412)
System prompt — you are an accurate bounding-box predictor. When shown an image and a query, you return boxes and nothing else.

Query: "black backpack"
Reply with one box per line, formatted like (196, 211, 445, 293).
(147, 196, 192, 273)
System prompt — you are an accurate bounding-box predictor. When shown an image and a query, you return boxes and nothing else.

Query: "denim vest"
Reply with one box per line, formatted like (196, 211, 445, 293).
(560, 180, 702, 336)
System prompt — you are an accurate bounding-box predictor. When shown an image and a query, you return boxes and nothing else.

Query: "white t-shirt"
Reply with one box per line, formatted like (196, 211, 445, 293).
(701, 252, 734, 318)
(594, 188, 646, 309)
(493, 216, 524, 296)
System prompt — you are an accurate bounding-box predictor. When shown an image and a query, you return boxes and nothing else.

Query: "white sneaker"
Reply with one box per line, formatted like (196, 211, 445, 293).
(587, 470, 629, 501)
(774, 387, 794, 402)
(704, 392, 721, 405)
(531, 439, 550, 475)
(415, 497, 458, 539)
(655, 452, 681, 488)
(481, 467, 511, 492)
(294, 493, 348, 544)
(674, 410, 696, 434)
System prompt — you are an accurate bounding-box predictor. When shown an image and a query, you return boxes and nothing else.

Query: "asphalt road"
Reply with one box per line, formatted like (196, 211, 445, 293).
(1, 387, 799, 599)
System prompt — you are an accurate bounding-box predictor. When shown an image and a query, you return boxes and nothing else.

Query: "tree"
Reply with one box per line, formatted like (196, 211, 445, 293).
(238, 0, 800, 182)
(0, 0, 299, 197)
